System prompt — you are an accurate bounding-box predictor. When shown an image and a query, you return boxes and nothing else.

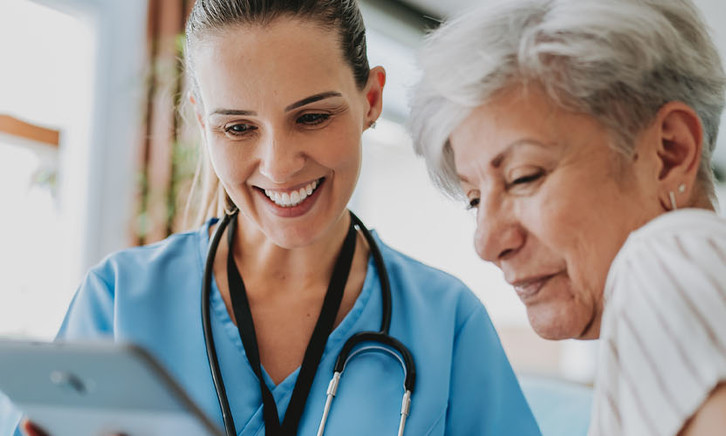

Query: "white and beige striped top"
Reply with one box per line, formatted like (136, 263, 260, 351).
(589, 208, 726, 436)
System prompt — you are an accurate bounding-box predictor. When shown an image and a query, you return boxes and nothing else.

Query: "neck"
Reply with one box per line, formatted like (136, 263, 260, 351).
(689, 184, 717, 211)
(232, 211, 353, 293)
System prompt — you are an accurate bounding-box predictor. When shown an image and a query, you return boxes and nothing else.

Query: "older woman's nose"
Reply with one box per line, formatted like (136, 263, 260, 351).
(257, 133, 306, 183)
(473, 199, 525, 263)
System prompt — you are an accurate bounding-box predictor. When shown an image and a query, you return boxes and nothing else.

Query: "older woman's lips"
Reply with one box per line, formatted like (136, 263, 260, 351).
(511, 273, 558, 302)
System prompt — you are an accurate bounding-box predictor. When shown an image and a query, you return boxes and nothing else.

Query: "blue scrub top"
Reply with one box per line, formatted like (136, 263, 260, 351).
(2, 220, 541, 435)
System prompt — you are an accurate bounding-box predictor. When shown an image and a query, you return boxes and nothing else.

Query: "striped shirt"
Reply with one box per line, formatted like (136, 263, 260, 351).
(589, 209, 726, 436)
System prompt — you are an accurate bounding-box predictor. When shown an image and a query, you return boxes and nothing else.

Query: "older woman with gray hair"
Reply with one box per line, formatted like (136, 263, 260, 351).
(410, 0, 726, 435)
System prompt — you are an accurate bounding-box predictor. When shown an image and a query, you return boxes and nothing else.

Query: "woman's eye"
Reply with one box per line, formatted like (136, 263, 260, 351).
(467, 197, 480, 210)
(510, 171, 544, 186)
(297, 113, 330, 126)
(224, 123, 255, 136)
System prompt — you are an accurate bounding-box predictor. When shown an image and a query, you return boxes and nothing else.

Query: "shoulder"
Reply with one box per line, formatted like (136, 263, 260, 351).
(604, 209, 726, 327)
(89, 222, 211, 285)
(597, 209, 726, 435)
(372, 231, 486, 323)
(56, 223, 213, 339)
(606, 209, 726, 305)
(624, 208, 726, 247)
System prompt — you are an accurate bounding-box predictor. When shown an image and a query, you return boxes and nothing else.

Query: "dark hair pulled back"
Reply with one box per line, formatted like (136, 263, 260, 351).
(185, 0, 370, 90)
(184, 0, 371, 226)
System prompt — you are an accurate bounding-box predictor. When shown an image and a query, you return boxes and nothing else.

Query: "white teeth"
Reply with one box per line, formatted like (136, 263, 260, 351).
(263, 179, 321, 207)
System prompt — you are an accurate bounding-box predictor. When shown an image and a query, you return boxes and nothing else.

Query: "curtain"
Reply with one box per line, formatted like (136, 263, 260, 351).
(133, 0, 196, 245)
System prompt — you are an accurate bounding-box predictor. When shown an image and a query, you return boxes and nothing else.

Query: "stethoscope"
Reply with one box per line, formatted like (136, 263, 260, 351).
(201, 209, 416, 436)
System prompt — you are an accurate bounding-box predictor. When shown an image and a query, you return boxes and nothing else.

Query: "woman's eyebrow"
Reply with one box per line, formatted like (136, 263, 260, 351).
(457, 173, 471, 184)
(208, 92, 343, 117)
(285, 91, 343, 112)
(209, 109, 257, 117)
(456, 139, 545, 183)
(491, 138, 551, 168)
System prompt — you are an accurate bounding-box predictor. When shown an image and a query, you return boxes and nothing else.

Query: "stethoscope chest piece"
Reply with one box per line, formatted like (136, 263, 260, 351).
(316, 331, 415, 436)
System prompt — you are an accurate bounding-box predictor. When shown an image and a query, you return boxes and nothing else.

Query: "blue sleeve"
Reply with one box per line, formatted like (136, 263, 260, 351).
(56, 269, 115, 340)
(446, 306, 541, 435)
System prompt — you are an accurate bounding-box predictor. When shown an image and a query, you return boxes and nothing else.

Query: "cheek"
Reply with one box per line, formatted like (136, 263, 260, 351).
(205, 139, 252, 184)
(521, 178, 615, 293)
(537, 180, 640, 311)
(316, 127, 362, 172)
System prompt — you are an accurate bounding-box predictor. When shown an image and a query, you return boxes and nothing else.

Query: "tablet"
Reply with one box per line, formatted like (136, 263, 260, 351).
(0, 340, 224, 436)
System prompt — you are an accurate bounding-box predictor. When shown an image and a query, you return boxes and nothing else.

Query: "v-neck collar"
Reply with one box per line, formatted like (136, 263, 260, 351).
(199, 218, 377, 393)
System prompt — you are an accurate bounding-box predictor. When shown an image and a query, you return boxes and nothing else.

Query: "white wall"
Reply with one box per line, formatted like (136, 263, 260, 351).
(0, 0, 147, 339)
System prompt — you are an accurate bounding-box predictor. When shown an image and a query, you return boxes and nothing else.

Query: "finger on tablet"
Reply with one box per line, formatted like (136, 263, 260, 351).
(21, 420, 50, 436)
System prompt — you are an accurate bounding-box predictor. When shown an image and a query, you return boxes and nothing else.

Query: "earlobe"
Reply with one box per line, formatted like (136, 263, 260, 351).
(654, 102, 703, 209)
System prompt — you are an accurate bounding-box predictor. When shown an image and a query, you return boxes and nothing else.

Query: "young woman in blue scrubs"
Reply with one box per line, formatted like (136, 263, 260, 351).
(13, 1, 540, 434)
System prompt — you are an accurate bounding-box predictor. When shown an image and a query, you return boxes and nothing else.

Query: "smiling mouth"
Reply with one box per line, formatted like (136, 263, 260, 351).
(512, 273, 560, 301)
(259, 177, 324, 208)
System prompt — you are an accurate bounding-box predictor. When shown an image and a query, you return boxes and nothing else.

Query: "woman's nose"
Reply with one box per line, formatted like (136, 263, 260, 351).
(257, 133, 305, 183)
(473, 197, 525, 263)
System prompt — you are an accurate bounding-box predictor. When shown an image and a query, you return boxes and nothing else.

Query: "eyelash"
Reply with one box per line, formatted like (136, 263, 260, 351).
(509, 171, 544, 187)
(222, 112, 331, 137)
(224, 123, 256, 137)
(465, 170, 545, 210)
(297, 113, 331, 126)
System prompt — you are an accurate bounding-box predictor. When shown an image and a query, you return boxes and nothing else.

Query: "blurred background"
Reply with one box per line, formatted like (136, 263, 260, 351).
(1, 0, 725, 388)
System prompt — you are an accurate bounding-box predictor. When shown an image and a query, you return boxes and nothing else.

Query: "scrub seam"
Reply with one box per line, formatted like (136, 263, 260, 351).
(422, 406, 448, 436)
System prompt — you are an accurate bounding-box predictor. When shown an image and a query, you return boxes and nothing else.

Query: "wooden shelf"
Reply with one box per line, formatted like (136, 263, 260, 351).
(0, 114, 60, 147)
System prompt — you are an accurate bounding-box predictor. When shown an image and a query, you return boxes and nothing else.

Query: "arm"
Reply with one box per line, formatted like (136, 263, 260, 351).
(679, 383, 726, 436)
(445, 306, 541, 435)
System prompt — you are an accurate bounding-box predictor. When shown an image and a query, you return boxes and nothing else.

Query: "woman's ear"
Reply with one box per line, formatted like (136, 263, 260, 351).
(363, 66, 386, 128)
(654, 101, 703, 209)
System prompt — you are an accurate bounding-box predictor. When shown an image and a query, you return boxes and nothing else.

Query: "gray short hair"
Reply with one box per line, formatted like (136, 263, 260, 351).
(409, 0, 726, 200)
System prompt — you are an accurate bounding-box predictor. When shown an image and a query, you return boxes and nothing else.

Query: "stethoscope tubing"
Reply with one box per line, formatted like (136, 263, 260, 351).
(202, 210, 415, 436)
(349, 212, 392, 333)
(201, 211, 238, 435)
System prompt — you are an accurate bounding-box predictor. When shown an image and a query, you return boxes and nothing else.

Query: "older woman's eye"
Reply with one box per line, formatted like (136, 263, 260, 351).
(510, 171, 544, 186)
(297, 113, 331, 126)
(466, 197, 480, 210)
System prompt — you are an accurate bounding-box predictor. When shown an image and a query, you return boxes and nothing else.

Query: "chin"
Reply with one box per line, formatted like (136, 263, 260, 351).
(526, 304, 591, 340)
(268, 226, 319, 249)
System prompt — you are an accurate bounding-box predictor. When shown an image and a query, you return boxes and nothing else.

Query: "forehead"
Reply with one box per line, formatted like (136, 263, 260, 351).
(192, 18, 354, 109)
(449, 86, 613, 169)
(450, 88, 554, 153)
